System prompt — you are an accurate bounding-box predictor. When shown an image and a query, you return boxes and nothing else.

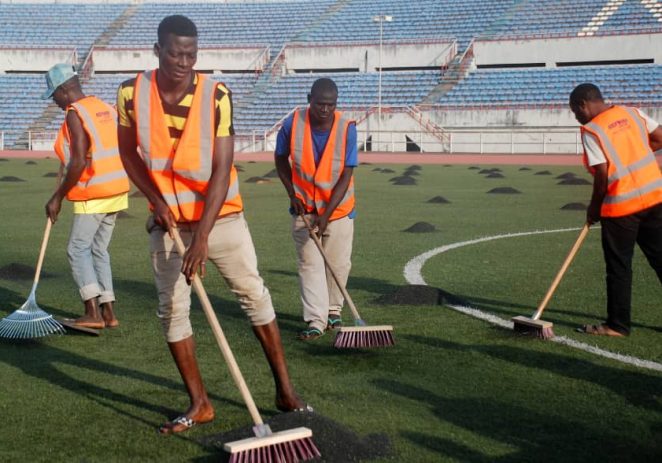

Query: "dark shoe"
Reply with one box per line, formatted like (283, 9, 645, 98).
(327, 314, 343, 331)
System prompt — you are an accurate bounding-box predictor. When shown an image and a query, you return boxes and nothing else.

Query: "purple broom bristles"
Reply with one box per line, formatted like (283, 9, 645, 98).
(333, 329, 395, 348)
(229, 437, 321, 463)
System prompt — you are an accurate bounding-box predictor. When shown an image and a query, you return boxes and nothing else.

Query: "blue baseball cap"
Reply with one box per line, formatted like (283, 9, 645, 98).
(41, 63, 77, 99)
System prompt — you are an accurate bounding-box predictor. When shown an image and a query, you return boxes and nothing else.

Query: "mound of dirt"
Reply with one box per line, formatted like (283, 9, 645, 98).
(129, 190, 144, 198)
(427, 196, 450, 204)
(0, 158, 8, 162)
(0, 176, 25, 182)
(245, 176, 271, 184)
(486, 173, 504, 178)
(556, 172, 577, 179)
(116, 211, 133, 219)
(561, 202, 587, 210)
(380, 168, 395, 173)
(392, 177, 417, 185)
(443, 164, 452, 167)
(558, 178, 591, 185)
(234, 165, 244, 172)
(534, 170, 552, 175)
(519, 167, 531, 171)
(262, 169, 279, 178)
(488, 187, 521, 194)
(479, 168, 499, 174)
(376, 284, 462, 306)
(42, 172, 59, 178)
(372, 168, 383, 172)
(407, 165, 421, 171)
(201, 411, 392, 463)
(403, 222, 435, 233)
(360, 161, 372, 166)
(25, 160, 37, 165)
(468, 166, 480, 170)
(248, 160, 256, 163)
(403, 170, 420, 176)
(0, 263, 53, 281)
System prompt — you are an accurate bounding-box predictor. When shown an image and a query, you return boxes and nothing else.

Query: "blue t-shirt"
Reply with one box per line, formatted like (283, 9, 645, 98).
(275, 112, 357, 218)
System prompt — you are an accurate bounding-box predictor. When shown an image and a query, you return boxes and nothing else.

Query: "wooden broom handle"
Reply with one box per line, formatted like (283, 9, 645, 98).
(300, 215, 362, 321)
(533, 223, 590, 320)
(170, 227, 264, 426)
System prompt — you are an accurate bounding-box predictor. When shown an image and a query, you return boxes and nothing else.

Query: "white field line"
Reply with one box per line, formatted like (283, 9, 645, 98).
(403, 228, 662, 373)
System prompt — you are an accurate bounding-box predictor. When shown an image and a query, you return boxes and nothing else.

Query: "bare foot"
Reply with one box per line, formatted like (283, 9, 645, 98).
(72, 315, 105, 329)
(276, 388, 308, 412)
(159, 404, 215, 435)
(101, 303, 119, 328)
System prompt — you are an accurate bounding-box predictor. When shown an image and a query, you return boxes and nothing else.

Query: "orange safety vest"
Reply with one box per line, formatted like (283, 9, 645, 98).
(54, 96, 129, 201)
(290, 109, 355, 221)
(133, 70, 243, 222)
(581, 105, 662, 217)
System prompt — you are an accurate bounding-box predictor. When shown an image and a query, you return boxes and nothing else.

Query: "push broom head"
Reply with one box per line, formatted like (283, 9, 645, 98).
(333, 324, 395, 348)
(0, 290, 65, 339)
(512, 316, 555, 340)
(224, 425, 320, 463)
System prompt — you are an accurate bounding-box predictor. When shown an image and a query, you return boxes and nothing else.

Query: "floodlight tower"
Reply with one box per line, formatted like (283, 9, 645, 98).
(373, 14, 392, 151)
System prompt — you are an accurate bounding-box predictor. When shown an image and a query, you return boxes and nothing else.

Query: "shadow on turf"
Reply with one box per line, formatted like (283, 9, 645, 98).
(374, 378, 660, 462)
(448, 291, 661, 333)
(402, 334, 662, 412)
(268, 269, 400, 299)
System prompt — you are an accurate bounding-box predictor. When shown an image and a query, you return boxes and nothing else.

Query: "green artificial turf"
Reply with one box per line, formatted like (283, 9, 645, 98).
(0, 158, 660, 462)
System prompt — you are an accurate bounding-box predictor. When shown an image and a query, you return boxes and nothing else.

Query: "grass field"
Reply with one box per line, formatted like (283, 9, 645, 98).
(0, 157, 660, 462)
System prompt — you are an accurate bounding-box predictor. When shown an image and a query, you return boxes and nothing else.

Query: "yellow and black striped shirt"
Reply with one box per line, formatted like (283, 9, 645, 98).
(116, 73, 234, 151)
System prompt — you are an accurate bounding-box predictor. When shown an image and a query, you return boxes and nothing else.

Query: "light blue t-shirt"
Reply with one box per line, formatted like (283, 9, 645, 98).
(275, 112, 357, 218)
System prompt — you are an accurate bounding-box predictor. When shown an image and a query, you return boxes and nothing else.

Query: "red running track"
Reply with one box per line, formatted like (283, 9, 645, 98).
(2, 150, 660, 166)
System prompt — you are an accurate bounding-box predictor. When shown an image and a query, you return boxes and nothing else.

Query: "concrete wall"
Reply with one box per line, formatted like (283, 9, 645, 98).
(423, 106, 662, 128)
(0, 48, 76, 72)
(474, 33, 662, 67)
(92, 46, 270, 73)
(284, 40, 456, 72)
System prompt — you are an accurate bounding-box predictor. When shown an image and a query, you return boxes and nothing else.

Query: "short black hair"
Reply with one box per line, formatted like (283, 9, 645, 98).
(158, 15, 198, 45)
(310, 78, 338, 97)
(569, 83, 603, 107)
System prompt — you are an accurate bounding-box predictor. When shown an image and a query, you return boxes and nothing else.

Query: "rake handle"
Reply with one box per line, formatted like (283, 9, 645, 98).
(533, 223, 590, 320)
(31, 219, 53, 293)
(170, 227, 264, 426)
(300, 215, 362, 322)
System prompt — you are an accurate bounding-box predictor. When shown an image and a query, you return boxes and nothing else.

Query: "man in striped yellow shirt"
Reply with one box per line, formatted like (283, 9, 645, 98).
(117, 15, 308, 435)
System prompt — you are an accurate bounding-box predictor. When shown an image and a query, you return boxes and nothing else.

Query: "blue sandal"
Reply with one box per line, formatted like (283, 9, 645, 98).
(327, 315, 343, 331)
(297, 327, 324, 341)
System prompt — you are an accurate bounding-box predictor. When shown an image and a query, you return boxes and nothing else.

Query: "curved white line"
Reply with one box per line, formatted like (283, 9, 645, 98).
(404, 228, 662, 373)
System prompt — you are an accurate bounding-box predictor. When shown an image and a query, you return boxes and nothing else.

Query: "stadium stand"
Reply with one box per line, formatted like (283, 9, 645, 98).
(0, 3, 126, 59)
(107, 1, 336, 48)
(435, 64, 662, 107)
(0, 0, 660, 152)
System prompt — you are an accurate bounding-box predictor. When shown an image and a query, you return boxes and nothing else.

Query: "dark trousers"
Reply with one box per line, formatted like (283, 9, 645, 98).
(601, 202, 662, 335)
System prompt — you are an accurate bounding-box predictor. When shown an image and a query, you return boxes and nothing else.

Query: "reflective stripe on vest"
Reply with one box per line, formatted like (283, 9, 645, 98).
(53, 96, 129, 201)
(290, 108, 355, 220)
(582, 105, 662, 217)
(134, 70, 243, 222)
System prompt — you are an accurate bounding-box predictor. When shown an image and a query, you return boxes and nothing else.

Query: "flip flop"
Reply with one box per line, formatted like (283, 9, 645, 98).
(297, 327, 324, 341)
(58, 318, 102, 336)
(158, 415, 196, 435)
(577, 324, 626, 337)
(327, 314, 343, 331)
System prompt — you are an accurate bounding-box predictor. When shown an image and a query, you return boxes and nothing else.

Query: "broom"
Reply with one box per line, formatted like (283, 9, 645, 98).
(301, 215, 394, 349)
(170, 228, 320, 463)
(512, 223, 590, 339)
(0, 218, 65, 339)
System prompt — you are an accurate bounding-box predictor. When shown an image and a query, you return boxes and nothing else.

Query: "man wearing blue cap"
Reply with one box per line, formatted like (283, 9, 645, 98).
(43, 63, 130, 330)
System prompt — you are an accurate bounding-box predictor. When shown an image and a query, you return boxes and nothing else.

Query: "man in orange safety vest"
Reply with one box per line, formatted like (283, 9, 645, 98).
(570, 83, 662, 337)
(43, 63, 129, 330)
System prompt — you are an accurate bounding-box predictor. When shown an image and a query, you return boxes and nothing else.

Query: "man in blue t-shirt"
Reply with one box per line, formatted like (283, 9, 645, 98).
(274, 78, 358, 341)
